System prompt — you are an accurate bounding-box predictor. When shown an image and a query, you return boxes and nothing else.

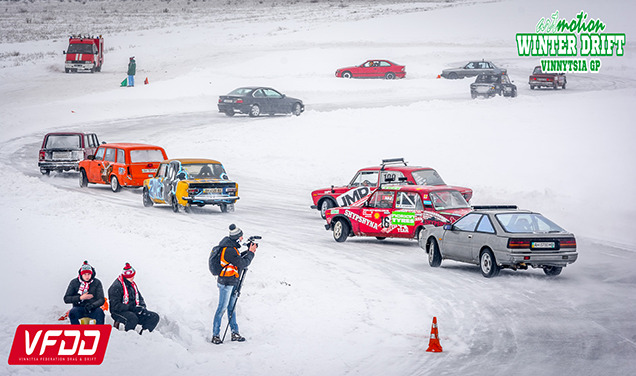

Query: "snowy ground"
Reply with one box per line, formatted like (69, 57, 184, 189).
(1, 0, 636, 375)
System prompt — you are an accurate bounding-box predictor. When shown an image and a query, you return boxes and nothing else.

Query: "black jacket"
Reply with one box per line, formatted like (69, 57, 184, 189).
(108, 277, 146, 315)
(63, 266, 105, 313)
(217, 236, 254, 286)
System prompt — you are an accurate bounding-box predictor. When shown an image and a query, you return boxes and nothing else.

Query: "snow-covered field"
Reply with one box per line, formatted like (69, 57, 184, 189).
(1, 0, 636, 375)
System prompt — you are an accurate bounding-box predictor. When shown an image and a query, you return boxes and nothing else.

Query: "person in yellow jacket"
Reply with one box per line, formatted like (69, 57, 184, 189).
(211, 224, 257, 344)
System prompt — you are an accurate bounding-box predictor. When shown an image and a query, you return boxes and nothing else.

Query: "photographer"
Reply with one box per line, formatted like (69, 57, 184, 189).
(211, 224, 257, 344)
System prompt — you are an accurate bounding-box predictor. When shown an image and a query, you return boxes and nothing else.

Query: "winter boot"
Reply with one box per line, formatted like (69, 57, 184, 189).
(211, 336, 222, 345)
(231, 332, 246, 342)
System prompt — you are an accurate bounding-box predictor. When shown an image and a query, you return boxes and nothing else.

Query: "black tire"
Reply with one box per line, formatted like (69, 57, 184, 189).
(41, 169, 50, 176)
(110, 175, 121, 192)
(512, 89, 518, 97)
(471, 93, 477, 99)
(220, 203, 228, 213)
(292, 102, 302, 116)
(562, 81, 566, 90)
(65, 68, 69, 73)
(448, 72, 458, 80)
(142, 187, 153, 207)
(184, 204, 192, 213)
(530, 85, 535, 90)
(319, 199, 335, 219)
(249, 104, 261, 117)
(553, 82, 558, 90)
(385, 72, 396, 80)
(342, 71, 352, 79)
(543, 266, 563, 276)
(171, 195, 179, 213)
(427, 238, 442, 267)
(480, 249, 500, 278)
(332, 219, 349, 242)
(224, 111, 235, 117)
(376, 237, 386, 240)
(79, 169, 88, 188)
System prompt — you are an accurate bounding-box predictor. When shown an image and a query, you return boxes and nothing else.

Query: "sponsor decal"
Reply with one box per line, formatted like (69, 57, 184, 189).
(336, 186, 371, 207)
(330, 209, 340, 215)
(392, 211, 416, 226)
(118, 167, 125, 175)
(345, 210, 379, 230)
(516, 10, 626, 73)
(382, 185, 402, 190)
(8, 325, 111, 365)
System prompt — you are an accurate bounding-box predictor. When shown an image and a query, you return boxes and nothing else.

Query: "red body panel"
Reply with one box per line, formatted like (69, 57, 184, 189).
(336, 59, 406, 79)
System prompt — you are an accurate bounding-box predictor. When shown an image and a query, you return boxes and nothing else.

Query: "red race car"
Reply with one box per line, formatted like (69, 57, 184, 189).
(335, 59, 406, 79)
(310, 158, 472, 218)
(324, 185, 472, 243)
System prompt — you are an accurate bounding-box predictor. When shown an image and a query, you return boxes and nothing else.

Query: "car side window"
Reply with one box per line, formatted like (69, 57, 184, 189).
(379, 61, 391, 67)
(380, 171, 405, 184)
(350, 171, 379, 187)
(367, 191, 395, 209)
(94, 148, 105, 161)
(116, 149, 125, 164)
(363, 61, 373, 67)
(466, 62, 475, 69)
(253, 89, 265, 98)
(263, 89, 282, 98)
(104, 148, 116, 162)
(476, 215, 496, 234)
(453, 213, 481, 232)
(396, 192, 422, 210)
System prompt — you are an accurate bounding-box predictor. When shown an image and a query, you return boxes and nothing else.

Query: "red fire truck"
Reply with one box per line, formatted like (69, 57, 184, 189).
(63, 35, 104, 73)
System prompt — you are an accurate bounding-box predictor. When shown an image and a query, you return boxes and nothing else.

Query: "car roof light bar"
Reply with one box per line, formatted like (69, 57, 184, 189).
(381, 158, 407, 167)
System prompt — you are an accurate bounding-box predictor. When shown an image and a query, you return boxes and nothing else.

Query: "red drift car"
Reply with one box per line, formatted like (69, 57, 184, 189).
(335, 59, 406, 79)
(310, 158, 472, 218)
(325, 185, 472, 243)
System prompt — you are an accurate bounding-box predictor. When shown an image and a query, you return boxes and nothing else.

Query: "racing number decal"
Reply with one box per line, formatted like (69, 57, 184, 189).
(381, 216, 390, 228)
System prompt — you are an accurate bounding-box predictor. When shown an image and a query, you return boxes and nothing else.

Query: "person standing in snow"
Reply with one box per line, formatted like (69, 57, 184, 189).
(63, 260, 106, 325)
(108, 262, 160, 334)
(127, 56, 136, 87)
(211, 224, 257, 344)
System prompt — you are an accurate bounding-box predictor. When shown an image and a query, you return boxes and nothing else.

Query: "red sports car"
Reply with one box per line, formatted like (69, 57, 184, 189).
(335, 60, 406, 79)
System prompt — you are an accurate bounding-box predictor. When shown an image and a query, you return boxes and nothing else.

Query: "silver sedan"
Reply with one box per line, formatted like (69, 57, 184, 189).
(419, 207, 578, 277)
(440, 60, 506, 79)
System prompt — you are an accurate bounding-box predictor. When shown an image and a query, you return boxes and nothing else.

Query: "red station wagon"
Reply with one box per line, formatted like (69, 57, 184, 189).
(335, 59, 406, 79)
(325, 185, 472, 243)
(311, 158, 472, 218)
(78, 143, 168, 192)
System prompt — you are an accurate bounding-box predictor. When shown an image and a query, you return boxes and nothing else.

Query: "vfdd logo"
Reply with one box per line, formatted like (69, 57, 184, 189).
(8, 324, 111, 365)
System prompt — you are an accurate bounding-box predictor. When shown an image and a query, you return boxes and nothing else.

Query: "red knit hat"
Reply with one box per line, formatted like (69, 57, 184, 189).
(122, 262, 136, 278)
(79, 260, 93, 276)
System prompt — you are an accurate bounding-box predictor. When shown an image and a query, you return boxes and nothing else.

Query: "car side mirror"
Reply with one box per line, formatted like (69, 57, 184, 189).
(101, 141, 106, 144)
(282, 94, 286, 98)
(87, 155, 95, 160)
(177, 172, 186, 180)
(443, 224, 453, 230)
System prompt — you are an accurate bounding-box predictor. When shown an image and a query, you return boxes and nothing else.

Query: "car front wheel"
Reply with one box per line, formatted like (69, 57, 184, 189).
(448, 72, 458, 79)
(428, 238, 442, 267)
(333, 220, 349, 242)
(142, 187, 153, 207)
(249, 104, 261, 117)
(543, 266, 563, 276)
(110, 175, 121, 192)
(292, 102, 302, 116)
(480, 249, 500, 278)
(319, 199, 335, 219)
(342, 71, 352, 79)
(79, 169, 88, 188)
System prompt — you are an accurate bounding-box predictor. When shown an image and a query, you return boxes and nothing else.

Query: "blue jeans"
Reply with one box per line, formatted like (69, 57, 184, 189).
(212, 283, 239, 337)
(69, 306, 105, 325)
(128, 75, 135, 87)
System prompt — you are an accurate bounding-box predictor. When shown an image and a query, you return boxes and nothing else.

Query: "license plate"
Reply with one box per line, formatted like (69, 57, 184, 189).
(532, 241, 555, 249)
(476, 87, 491, 93)
(141, 168, 156, 173)
(223, 99, 233, 103)
(53, 152, 72, 160)
(202, 188, 222, 194)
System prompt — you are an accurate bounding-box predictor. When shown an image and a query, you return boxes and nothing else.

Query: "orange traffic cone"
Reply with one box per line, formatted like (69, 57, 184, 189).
(144, 77, 149, 85)
(436, 74, 441, 79)
(426, 316, 443, 352)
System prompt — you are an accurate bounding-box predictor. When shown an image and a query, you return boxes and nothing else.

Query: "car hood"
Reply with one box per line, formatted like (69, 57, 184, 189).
(337, 66, 358, 71)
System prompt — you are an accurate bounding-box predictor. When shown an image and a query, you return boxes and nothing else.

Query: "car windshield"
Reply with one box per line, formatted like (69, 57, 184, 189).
(182, 163, 228, 179)
(411, 169, 446, 185)
(476, 75, 498, 83)
(430, 191, 470, 210)
(67, 44, 94, 54)
(228, 88, 254, 96)
(45, 135, 81, 149)
(129, 149, 165, 163)
(496, 213, 566, 233)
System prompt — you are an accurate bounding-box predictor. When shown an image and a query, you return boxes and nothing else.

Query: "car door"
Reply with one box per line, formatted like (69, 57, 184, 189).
(358, 190, 396, 236)
(393, 191, 424, 238)
(163, 161, 180, 203)
(441, 212, 481, 261)
(378, 61, 392, 76)
(100, 147, 117, 183)
(470, 214, 497, 263)
(251, 89, 269, 113)
(337, 170, 378, 207)
(359, 60, 376, 77)
(148, 163, 167, 202)
(87, 147, 106, 183)
(463, 62, 477, 77)
(263, 88, 285, 113)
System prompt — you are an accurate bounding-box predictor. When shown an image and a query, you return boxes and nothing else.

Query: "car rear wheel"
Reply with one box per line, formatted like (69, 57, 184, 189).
(171, 195, 179, 213)
(385, 72, 396, 80)
(333, 220, 349, 242)
(110, 175, 121, 192)
(184, 204, 192, 213)
(319, 199, 335, 219)
(376, 237, 386, 240)
(342, 71, 352, 79)
(562, 81, 567, 90)
(480, 249, 500, 278)
(142, 187, 153, 207)
(41, 169, 50, 175)
(79, 169, 88, 188)
(224, 111, 235, 117)
(428, 239, 442, 267)
(530, 85, 535, 90)
(448, 72, 458, 79)
(249, 104, 261, 117)
(543, 266, 563, 276)
(292, 102, 302, 116)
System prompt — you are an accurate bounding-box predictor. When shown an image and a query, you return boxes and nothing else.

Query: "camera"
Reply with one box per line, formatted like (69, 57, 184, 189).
(244, 235, 262, 248)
